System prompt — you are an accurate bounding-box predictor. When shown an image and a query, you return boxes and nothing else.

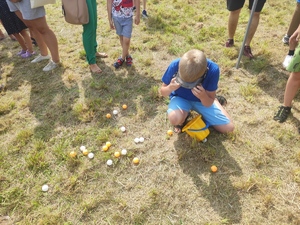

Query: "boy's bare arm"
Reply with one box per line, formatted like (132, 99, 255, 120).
(160, 78, 180, 97)
(107, 0, 114, 29)
(134, 0, 140, 25)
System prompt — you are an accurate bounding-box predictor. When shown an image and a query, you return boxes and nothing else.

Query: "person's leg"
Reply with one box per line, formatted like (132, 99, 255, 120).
(14, 11, 48, 57)
(228, 9, 241, 40)
(121, 37, 130, 59)
(244, 12, 260, 46)
(210, 100, 234, 133)
(26, 16, 59, 63)
(12, 32, 27, 50)
(283, 71, 300, 107)
(287, 3, 300, 37)
(20, 29, 34, 53)
(143, 0, 146, 11)
(83, 0, 101, 73)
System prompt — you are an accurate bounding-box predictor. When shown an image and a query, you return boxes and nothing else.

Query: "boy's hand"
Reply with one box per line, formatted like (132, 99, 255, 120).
(134, 16, 140, 25)
(169, 78, 181, 91)
(191, 84, 205, 99)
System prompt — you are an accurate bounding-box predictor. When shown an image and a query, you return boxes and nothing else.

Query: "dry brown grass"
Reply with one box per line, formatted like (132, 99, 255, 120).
(0, 0, 300, 224)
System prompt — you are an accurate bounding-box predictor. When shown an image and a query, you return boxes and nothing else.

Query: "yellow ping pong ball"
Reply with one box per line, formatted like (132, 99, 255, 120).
(69, 151, 77, 158)
(102, 145, 109, 151)
(211, 165, 218, 173)
(114, 151, 121, 158)
(167, 130, 173, 136)
(82, 149, 89, 156)
(106, 142, 112, 147)
(133, 157, 140, 164)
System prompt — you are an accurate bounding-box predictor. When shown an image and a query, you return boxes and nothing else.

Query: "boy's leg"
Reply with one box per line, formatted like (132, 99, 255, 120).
(20, 29, 34, 53)
(167, 96, 192, 132)
(286, 2, 300, 37)
(192, 100, 234, 134)
(283, 71, 300, 107)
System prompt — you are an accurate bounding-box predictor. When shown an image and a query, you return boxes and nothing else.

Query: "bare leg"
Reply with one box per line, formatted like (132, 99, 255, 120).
(20, 29, 34, 53)
(245, 12, 260, 46)
(228, 9, 241, 39)
(212, 100, 234, 133)
(25, 16, 59, 63)
(12, 33, 27, 50)
(283, 71, 300, 107)
(121, 36, 130, 58)
(287, 3, 300, 36)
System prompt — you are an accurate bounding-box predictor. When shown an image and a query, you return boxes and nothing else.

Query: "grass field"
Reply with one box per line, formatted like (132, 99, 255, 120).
(1, 0, 300, 224)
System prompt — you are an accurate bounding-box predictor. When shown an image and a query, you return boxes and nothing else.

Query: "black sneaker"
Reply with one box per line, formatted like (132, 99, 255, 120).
(282, 34, 290, 45)
(273, 106, 291, 123)
(216, 95, 227, 106)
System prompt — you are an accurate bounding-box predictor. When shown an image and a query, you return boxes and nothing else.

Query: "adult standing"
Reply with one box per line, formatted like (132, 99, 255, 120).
(6, 0, 60, 72)
(83, 0, 107, 74)
(225, 0, 266, 59)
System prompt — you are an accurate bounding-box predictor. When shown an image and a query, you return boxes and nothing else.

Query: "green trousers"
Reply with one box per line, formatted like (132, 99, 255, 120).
(82, 0, 97, 65)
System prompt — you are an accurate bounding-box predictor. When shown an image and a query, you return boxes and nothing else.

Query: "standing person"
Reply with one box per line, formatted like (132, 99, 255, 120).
(225, 0, 266, 59)
(107, 0, 140, 69)
(83, 0, 108, 74)
(0, 0, 34, 58)
(274, 24, 300, 123)
(160, 49, 234, 134)
(6, 0, 60, 72)
(133, 0, 148, 18)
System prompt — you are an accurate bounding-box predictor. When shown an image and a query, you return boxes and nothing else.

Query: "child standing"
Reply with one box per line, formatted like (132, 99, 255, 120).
(0, 0, 34, 58)
(107, 0, 140, 68)
(160, 49, 234, 134)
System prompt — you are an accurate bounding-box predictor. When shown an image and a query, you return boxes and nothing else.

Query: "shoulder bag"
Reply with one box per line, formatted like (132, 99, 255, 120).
(62, 0, 89, 25)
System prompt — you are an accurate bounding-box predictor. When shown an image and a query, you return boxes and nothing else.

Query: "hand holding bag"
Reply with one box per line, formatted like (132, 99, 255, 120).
(62, 0, 89, 25)
(30, 0, 56, 8)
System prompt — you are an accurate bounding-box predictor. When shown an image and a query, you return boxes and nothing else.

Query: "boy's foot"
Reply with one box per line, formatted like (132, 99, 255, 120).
(243, 46, 254, 59)
(142, 10, 148, 18)
(95, 52, 108, 58)
(273, 106, 291, 123)
(225, 39, 234, 47)
(31, 54, 51, 63)
(282, 34, 290, 45)
(216, 95, 227, 106)
(43, 60, 59, 72)
(125, 55, 133, 66)
(174, 113, 191, 133)
(90, 64, 102, 74)
(21, 51, 36, 58)
(114, 57, 124, 69)
(17, 49, 27, 56)
(283, 55, 293, 68)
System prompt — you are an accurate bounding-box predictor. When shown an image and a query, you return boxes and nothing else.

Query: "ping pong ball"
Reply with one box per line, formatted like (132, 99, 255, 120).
(42, 184, 49, 192)
(106, 142, 112, 147)
(133, 157, 140, 164)
(106, 113, 111, 118)
(167, 130, 173, 136)
(139, 137, 144, 142)
(102, 145, 109, 151)
(88, 152, 94, 159)
(211, 165, 218, 172)
(114, 151, 121, 158)
(80, 145, 86, 151)
(134, 138, 140, 143)
(107, 159, 113, 166)
(120, 126, 126, 132)
(121, 149, 127, 155)
(113, 110, 118, 115)
(69, 151, 77, 158)
(122, 104, 127, 109)
(82, 149, 89, 156)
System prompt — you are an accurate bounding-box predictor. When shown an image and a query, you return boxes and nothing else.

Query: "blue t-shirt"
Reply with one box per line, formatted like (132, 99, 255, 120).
(161, 58, 220, 102)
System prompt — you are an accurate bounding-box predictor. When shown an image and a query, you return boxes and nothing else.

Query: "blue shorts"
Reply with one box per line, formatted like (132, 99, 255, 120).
(6, 0, 45, 20)
(167, 96, 230, 126)
(112, 16, 133, 38)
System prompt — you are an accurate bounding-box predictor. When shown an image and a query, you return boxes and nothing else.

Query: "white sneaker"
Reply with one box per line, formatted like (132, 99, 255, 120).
(31, 54, 51, 63)
(43, 60, 58, 72)
(283, 55, 293, 68)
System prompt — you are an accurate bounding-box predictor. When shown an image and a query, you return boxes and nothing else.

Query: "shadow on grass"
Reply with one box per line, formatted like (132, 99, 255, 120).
(174, 130, 243, 223)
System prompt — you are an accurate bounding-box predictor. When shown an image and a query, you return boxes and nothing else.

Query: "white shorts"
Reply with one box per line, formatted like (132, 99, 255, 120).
(6, 0, 45, 20)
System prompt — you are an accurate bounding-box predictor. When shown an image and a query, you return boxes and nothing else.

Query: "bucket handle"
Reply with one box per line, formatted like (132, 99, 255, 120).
(187, 122, 210, 132)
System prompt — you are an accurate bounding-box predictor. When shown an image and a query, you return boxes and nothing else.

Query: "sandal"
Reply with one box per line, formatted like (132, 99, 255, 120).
(216, 95, 227, 106)
(95, 52, 108, 58)
(174, 113, 191, 133)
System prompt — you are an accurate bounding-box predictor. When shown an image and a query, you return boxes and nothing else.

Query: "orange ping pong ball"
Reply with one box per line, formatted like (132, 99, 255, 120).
(106, 113, 111, 119)
(211, 165, 218, 172)
(122, 104, 127, 109)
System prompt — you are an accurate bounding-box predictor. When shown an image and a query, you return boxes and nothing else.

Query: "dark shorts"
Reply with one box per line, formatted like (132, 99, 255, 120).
(227, 0, 266, 12)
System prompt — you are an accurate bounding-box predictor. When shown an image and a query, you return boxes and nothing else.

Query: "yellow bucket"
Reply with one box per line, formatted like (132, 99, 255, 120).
(182, 115, 210, 141)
